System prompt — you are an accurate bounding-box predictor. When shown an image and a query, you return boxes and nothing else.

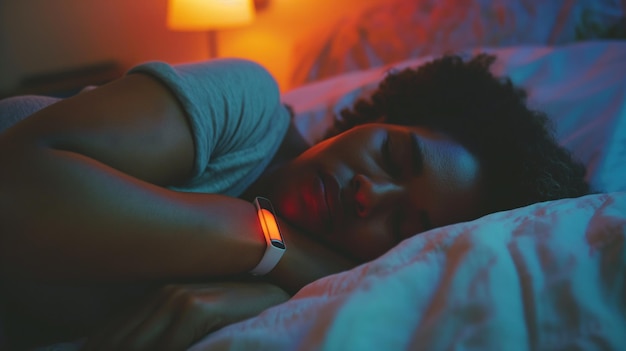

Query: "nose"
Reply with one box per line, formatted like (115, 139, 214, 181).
(351, 173, 403, 218)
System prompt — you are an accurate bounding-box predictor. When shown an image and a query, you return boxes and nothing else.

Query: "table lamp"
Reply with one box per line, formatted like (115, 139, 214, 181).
(167, 0, 255, 58)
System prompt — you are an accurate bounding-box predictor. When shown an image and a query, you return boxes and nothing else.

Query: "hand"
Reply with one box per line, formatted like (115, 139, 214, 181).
(81, 282, 289, 351)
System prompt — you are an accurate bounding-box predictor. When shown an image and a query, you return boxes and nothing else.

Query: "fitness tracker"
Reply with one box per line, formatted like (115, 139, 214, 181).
(250, 197, 286, 276)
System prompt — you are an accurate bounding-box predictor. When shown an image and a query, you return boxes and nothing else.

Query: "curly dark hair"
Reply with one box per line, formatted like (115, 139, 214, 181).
(326, 54, 590, 215)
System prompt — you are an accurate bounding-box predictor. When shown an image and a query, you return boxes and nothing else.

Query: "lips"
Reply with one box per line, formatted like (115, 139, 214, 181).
(319, 172, 343, 232)
(310, 174, 331, 231)
(273, 170, 341, 238)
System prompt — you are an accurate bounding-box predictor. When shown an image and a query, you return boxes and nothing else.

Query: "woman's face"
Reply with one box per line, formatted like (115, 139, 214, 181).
(266, 123, 485, 262)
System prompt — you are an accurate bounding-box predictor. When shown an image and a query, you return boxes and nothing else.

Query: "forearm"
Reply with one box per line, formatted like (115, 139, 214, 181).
(0, 143, 265, 283)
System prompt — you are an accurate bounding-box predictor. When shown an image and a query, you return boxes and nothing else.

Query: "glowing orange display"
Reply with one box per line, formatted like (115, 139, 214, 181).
(257, 208, 281, 242)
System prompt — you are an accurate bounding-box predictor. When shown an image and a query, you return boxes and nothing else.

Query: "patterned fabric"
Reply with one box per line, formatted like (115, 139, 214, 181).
(291, 0, 626, 87)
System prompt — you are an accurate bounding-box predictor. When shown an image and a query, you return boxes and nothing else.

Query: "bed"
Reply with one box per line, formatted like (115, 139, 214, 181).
(31, 0, 626, 350)
(188, 2, 626, 351)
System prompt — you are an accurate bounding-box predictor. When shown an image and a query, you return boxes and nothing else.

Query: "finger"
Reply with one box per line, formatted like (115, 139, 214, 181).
(118, 286, 194, 351)
(81, 285, 174, 351)
(145, 284, 233, 351)
(154, 302, 218, 351)
(216, 282, 290, 324)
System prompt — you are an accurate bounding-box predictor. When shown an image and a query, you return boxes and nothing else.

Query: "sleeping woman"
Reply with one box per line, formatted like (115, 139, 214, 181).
(0, 54, 589, 350)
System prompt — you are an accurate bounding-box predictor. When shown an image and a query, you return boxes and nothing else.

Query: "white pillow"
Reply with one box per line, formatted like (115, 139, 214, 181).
(191, 191, 626, 350)
(290, 0, 626, 87)
(283, 41, 626, 193)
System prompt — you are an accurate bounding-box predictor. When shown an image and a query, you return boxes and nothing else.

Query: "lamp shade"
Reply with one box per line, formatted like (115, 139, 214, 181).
(167, 0, 255, 31)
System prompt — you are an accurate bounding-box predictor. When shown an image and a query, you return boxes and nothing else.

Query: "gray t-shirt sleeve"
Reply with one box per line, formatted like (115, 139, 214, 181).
(128, 58, 290, 196)
(0, 95, 61, 134)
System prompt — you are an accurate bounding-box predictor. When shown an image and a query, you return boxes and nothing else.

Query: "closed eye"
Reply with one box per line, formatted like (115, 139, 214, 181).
(382, 134, 402, 178)
(410, 133, 425, 176)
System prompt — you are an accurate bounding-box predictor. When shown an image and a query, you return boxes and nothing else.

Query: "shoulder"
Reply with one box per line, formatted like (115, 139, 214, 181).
(129, 58, 280, 110)
(130, 59, 277, 90)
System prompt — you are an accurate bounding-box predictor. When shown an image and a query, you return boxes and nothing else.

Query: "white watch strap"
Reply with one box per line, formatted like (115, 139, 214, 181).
(250, 197, 286, 276)
(249, 240, 285, 276)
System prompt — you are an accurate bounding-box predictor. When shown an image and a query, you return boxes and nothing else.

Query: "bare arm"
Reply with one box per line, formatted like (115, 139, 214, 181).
(82, 282, 291, 351)
(0, 73, 355, 290)
(0, 74, 267, 282)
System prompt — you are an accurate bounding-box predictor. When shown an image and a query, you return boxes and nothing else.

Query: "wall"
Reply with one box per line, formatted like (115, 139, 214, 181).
(0, 0, 204, 95)
(0, 0, 381, 95)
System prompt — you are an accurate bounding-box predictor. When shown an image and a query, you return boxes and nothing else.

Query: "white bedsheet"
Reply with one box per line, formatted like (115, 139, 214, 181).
(192, 193, 626, 350)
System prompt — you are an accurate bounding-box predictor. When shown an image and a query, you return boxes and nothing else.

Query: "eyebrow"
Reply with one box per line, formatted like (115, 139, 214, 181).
(409, 132, 425, 176)
(409, 133, 431, 232)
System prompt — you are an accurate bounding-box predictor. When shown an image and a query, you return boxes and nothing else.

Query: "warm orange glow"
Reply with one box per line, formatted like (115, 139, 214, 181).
(258, 209, 269, 238)
(167, 0, 255, 31)
(258, 208, 281, 242)
(219, 29, 292, 91)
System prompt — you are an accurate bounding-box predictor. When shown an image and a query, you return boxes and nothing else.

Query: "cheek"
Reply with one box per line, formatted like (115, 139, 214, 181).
(451, 152, 482, 190)
(333, 221, 396, 262)
(428, 153, 484, 225)
(427, 141, 482, 193)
